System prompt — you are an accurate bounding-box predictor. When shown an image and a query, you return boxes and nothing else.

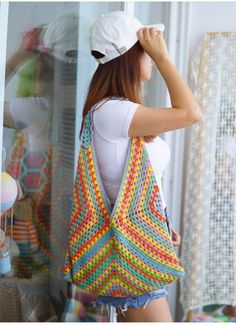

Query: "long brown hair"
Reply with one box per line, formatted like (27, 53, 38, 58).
(80, 41, 144, 137)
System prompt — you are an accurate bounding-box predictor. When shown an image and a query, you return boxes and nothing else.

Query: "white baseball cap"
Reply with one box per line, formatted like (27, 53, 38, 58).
(39, 13, 78, 63)
(90, 11, 165, 64)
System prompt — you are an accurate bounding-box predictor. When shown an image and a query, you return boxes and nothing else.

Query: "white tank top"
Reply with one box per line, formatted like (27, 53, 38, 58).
(92, 98, 171, 208)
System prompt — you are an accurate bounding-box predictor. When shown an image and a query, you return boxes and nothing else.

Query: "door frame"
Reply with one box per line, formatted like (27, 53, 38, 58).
(0, 1, 9, 175)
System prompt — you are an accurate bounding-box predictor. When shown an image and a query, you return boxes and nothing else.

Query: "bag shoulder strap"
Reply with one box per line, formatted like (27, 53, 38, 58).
(79, 98, 112, 148)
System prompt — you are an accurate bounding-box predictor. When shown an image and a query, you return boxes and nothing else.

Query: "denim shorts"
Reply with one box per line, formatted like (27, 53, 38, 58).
(93, 206, 172, 317)
(94, 287, 168, 317)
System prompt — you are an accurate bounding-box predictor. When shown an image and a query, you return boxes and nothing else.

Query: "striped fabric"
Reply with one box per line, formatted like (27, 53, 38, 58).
(13, 220, 39, 253)
(64, 108, 185, 297)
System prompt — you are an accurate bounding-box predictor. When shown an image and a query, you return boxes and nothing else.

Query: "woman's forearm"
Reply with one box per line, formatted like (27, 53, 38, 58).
(155, 56, 202, 120)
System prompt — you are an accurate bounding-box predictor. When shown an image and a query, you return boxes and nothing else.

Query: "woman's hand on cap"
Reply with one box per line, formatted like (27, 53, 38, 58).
(137, 27, 169, 62)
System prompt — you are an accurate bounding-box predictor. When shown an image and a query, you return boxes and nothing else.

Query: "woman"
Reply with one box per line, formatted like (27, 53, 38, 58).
(78, 11, 202, 322)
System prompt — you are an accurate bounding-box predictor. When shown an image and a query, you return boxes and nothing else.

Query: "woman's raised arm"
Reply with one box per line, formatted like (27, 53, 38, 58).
(129, 28, 202, 137)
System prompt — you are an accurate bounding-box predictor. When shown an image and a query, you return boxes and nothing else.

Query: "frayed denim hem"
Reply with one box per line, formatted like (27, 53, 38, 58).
(93, 288, 168, 317)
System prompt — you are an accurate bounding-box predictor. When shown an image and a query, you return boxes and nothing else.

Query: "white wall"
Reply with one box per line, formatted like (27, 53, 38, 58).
(188, 2, 236, 61)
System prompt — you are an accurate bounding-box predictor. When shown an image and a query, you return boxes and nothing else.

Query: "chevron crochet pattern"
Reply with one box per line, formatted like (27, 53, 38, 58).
(64, 108, 185, 297)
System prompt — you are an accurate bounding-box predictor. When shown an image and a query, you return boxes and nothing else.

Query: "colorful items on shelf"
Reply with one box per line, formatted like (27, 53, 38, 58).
(13, 198, 39, 254)
(6, 133, 52, 266)
(0, 172, 18, 276)
(0, 241, 11, 275)
(11, 197, 39, 278)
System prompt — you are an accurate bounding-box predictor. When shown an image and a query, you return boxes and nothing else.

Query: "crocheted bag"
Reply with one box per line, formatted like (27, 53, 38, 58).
(64, 104, 185, 297)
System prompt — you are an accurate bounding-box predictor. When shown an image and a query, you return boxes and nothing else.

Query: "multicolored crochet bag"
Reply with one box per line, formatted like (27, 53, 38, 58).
(64, 104, 185, 297)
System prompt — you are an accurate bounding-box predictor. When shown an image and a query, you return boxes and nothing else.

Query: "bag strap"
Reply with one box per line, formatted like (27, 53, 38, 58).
(80, 97, 124, 148)
(78, 97, 165, 215)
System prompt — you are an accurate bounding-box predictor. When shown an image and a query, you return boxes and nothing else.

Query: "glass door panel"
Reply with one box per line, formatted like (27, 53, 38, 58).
(1, 2, 122, 322)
